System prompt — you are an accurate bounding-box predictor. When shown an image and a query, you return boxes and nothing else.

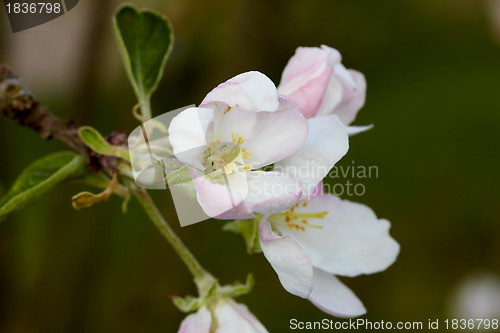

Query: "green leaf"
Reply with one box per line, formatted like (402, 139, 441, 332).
(223, 217, 262, 254)
(78, 126, 129, 160)
(0, 152, 87, 222)
(219, 274, 255, 298)
(113, 4, 174, 119)
(171, 295, 201, 313)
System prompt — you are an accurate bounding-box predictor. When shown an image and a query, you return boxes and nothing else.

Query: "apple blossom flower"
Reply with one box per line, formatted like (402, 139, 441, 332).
(278, 45, 366, 124)
(272, 45, 373, 198)
(259, 188, 400, 317)
(178, 298, 268, 333)
(169, 71, 346, 219)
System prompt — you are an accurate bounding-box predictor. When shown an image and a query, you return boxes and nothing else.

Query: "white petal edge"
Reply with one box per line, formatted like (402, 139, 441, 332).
(244, 171, 302, 216)
(214, 299, 269, 333)
(274, 115, 348, 199)
(309, 268, 366, 318)
(347, 124, 373, 136)
(169, 107, 214, 170)
(201, 71, 279, 112)
(330, 69, 367, 125)
(189, 168, 251, 219)
(259, 217, 313, 298)
(178, 306, 211, 333)
(242, 97, 308, 169)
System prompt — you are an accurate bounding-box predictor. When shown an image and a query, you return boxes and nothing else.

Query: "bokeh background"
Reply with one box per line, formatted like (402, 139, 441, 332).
(1, 0, 500, 332)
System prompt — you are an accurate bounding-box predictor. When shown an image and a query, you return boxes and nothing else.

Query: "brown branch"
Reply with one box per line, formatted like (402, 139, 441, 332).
(0, 64, 124, 173)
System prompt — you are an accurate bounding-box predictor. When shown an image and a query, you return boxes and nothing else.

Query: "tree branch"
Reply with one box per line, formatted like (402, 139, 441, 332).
(0, 64, 88, 154)
(0, 64, 123, 173)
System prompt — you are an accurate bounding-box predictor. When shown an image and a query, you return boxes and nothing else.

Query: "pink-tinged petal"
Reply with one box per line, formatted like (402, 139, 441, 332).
(201, 71, 279, 112)
(274, 115, 348, 198)
(318, 69, 366, 125)
(214, 202, 255, 220)
(169, 107, 214, 170)
(259, 217, 313, 298)
(320, 45, 344, 67)
(214, 299, 269, 333)
(314, 70, 343, 117)
(333, 69, 366, 125)
(278, 46, 340, 95)
(189, 168, 253, 219)
(347, 125, 373, 136)
(178, 306, 211, 333)
(286, 68, 333, 118)
(276, 194, 400, 277)
(242, 97, 308, 169)
(310, 181, 324, 197)
(309, 269, 366, 318)
(244, 171, 302, 215)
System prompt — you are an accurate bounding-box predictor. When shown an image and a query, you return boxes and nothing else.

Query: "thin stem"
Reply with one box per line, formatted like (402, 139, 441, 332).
(140, 98, 152, 120)
(134, 190, 214, 292)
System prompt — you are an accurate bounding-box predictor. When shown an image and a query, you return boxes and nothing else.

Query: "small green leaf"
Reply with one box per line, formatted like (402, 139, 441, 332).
(205, 281, 219, 299)
(0, 152, 87, 222)
(171, 295, 201, 313)
(79, 126, 113, 154)
(219, 274, 255, 298)
(223, 217, 262, 254)
(78, 126, 129, 160)
(113, 4, 173, 119)
(72, 191, 102, 211)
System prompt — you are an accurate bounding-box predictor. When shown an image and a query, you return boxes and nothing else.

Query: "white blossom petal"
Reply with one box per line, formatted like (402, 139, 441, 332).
(314, 72, 343, 117)
(178, 306, 211, 333)
(215, 299, 268, 333)
(206, 103, 258, 145)
(242, 97, 308, 169)
(332, 69, 366, 125)
(309, 269, 366, 318)
(317, 68, 366, 125)
(202, 71, 279, 112)
(274, 115, 348, 198)
(169, 107, 214, 170)
(275, 194, 400, 277)
(347, 125, 373, 136)
(244, 171, 302, 215)
(259, 217, 313, 298)
(189, 168, 252, 219)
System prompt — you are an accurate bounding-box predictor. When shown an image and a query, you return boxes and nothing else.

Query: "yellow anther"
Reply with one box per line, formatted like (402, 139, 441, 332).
(231, 132, 239, 143)
(242, 151, 252, 159)
(279, 209, 327, 232)
(244, 164, 252, 171)
(231, 132, 244, 145)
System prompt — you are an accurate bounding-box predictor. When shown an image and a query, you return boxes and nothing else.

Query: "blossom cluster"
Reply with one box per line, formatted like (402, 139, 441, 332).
(132, 45, 400, 332)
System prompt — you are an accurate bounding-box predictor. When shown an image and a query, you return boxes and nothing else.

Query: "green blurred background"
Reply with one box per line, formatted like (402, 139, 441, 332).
(1, 0, 500, 332)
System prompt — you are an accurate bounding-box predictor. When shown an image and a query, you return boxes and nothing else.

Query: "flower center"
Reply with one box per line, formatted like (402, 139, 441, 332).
(203, 132, 252, 176)
(270, 201, 326, 232)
